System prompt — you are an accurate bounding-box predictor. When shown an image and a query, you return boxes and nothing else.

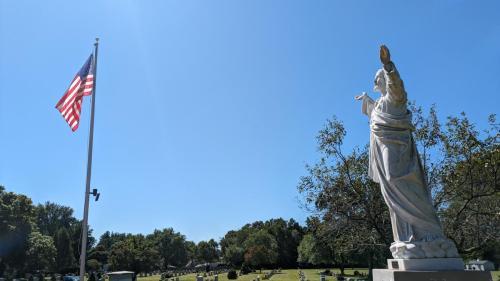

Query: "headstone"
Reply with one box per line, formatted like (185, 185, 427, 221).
(196, 276, 203, 281)
(320, 274, 325, 281)
(214, 275, 218, 281)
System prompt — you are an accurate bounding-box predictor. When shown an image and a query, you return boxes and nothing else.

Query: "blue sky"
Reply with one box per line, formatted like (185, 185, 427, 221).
(1, 0, 499, 243)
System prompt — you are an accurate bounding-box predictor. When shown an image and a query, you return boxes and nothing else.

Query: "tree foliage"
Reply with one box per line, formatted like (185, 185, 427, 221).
(220, 218, 304, 268)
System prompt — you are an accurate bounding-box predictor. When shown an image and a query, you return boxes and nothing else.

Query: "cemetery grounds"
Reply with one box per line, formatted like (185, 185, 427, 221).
(135, 269, 500, 281)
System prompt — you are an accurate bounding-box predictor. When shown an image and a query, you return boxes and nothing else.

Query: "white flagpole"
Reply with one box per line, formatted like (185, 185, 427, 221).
(79, 38, 99, 281)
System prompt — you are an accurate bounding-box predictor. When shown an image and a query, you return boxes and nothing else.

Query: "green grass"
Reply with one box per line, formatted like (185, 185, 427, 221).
(137, 269, 500, 281)
(137, 269, 368, 281)
(491, 270, 499, 281)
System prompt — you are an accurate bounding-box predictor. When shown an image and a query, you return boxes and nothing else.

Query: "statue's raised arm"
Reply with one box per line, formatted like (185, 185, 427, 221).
(376, 45, 407, 105)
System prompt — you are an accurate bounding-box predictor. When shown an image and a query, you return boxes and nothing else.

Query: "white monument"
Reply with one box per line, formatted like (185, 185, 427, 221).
(355, 45, 492, 281)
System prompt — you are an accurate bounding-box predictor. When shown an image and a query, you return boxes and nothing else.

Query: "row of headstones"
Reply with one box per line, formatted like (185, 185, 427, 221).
(195, 275, 218, 281)
(262, 269, 279, 280)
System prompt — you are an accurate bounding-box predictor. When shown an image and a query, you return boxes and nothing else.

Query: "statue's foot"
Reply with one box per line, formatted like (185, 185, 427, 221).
(390, 238, 459, 259)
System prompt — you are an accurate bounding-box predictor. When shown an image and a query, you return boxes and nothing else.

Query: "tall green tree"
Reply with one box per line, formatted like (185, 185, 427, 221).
(25, 231, 56, 272)
(297, 233, 333, 266)
(54, 228, 75, 272)
(35, 202, 77, 238)
(196, 239, 220, 263)
(0, 186, 35, 276)
(243, 229, 278, 268)
(148, 228, 190, 268)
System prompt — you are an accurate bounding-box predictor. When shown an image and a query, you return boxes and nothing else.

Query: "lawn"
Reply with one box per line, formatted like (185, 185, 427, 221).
(137, 269, 369, 281)
(137, 269, 500, 281)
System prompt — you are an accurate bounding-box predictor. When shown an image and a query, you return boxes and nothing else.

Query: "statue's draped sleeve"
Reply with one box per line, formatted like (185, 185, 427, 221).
(384, 62, 407, 105)
(361, 95, 375, 117)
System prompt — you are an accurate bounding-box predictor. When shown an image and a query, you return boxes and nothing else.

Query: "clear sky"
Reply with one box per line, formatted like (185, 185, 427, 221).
(1, 0, 499, 243)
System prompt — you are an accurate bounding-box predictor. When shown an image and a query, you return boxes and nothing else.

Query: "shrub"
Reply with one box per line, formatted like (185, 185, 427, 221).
(227, 270, 237, 280)
(353, 270, 359, 276)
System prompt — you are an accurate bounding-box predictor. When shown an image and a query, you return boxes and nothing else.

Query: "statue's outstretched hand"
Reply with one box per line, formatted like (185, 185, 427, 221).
(355, 92, 367, 100)
(380, 45, 391, 65)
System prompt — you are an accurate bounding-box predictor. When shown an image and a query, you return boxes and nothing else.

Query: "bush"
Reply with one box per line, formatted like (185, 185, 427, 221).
(353, 270, 359, 276)
(227, 270, 237, 280)
(321, 269, 331, 276)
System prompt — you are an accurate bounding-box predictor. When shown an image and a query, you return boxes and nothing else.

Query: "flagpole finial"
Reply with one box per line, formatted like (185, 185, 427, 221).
(95, 38, 99, 46)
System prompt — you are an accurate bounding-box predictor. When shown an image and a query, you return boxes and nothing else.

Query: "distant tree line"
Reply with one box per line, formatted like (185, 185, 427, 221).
(1, 105, 498, 278)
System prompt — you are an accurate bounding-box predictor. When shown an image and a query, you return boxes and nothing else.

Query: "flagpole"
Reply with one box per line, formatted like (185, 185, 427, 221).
(79, 38, 99, 281)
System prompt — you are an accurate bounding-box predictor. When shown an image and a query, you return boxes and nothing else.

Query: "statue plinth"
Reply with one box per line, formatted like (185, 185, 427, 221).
(373, 257, 493, 281)
(373, 269, 492, 281)
(387, 258, 464, 271)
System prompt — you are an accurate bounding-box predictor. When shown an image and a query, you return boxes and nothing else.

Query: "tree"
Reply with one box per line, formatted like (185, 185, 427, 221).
(25, 231, 56, 272)
(35, 202, 77, 238)
(297, 233, 333, 266)
(196, 239, 220, 263)
(297, 116, 392, 275)
(436, 113, 499, 260)
(54, 228, 75, 272)
(109, 240, 137, 271)
(0, 186, 35, 276)
(264, 218, 304, 268)
(148, 228, 190, 268)
(243, 229, 278, 268)
(223, 244, 245, 266)
(70, 223, 96, 265)
(108, 234, 160, 273)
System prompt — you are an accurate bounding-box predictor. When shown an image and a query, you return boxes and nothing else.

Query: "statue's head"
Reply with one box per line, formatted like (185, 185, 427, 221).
(373, 69, 386, 95)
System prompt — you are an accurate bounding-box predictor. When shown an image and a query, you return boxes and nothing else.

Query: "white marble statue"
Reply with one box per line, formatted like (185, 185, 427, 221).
(355, 45, 460, 259)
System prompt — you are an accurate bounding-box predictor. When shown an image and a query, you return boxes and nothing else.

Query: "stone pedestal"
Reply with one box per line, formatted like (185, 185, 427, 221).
(387, 258, 464, 271)
(373, 269, 492, 281)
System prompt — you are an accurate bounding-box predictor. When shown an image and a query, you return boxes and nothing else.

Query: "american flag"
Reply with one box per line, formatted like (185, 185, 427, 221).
(55, 54, 94, 132)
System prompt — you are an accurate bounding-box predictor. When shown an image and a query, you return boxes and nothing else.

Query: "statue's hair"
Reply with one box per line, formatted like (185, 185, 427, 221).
(373, 69, 386, 95)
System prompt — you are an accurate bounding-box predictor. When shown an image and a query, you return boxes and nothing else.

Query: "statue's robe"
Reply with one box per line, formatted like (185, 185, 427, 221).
(360, 64, 459, 259)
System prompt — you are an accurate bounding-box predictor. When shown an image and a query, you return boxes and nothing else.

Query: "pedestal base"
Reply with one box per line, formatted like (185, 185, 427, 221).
(373, 269, 492, 281)
(387, 258, 464, 271)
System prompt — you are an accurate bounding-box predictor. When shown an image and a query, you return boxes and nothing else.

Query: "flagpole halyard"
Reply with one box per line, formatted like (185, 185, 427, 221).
(79, 38, 99, 281)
